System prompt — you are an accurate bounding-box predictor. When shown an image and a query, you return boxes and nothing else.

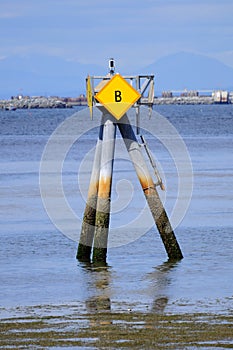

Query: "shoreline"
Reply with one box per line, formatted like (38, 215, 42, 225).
(1, 94, 233, 110)
(0, 96, 72, 110)
(0, 95, 87, 110)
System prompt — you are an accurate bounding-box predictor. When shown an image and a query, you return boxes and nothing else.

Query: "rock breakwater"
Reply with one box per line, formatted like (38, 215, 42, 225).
(1, 92, 233, 110)
(0, 96, 69, 110)
(153, 96, 214, 105)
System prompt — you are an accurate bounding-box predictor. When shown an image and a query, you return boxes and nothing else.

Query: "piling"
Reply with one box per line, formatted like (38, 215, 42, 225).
(92, 114, 116, 263)
(118, 114, 183, 261)
(76, 124, 103, 261)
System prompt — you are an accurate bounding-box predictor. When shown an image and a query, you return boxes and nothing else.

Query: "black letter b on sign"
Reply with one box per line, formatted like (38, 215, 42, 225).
(115, 90, 122, 102)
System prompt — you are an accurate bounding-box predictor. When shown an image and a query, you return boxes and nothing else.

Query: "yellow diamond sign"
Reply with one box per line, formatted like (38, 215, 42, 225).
(94, 73, 141, 120)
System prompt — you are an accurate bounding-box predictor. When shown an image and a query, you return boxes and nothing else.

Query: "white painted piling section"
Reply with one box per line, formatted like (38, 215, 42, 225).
(92, 113, 116, 263)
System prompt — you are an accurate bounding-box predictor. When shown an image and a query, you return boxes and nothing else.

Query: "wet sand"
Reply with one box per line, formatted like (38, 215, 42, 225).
(1, 304, 233, 349)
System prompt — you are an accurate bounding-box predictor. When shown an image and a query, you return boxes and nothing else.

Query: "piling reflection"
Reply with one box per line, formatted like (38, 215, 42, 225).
(147, 261, 179, 314)
(79, 259, 180, 315)
(80, 262, 112, 313)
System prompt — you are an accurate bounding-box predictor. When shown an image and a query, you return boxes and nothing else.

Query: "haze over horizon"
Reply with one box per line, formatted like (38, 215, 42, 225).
(1, 0, 233, 97)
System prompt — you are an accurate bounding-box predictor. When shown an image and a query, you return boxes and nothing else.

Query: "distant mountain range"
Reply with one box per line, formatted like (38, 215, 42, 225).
(141, 52, 233, 93)
(1, 51, 233, 98)
(0, 54, 106, 99)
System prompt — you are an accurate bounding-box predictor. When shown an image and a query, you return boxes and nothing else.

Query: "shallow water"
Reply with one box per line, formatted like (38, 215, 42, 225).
(0, 105, 232, 321)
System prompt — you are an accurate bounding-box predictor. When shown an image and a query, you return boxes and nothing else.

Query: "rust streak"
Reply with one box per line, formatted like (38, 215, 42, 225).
(98, 176, 112, 199)
(138, 173, 155, 195)
(88, 181, 99, 197)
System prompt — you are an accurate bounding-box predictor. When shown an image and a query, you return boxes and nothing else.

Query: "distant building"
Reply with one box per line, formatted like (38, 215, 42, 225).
(212, 90, 229, 103)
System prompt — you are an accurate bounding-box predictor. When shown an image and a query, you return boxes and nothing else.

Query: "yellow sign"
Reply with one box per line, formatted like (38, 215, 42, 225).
(86, 75, 93, 119)
(94, 74, 141, 120)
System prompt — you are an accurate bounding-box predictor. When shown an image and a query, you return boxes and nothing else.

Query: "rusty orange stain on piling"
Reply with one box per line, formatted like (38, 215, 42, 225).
(98, 175, 112, 199)
(138, 172, 155, 195)
(88, 181, 99, 197)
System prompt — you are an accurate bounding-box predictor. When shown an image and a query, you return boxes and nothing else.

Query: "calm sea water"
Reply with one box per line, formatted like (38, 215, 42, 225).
(0, 105, 232, 317)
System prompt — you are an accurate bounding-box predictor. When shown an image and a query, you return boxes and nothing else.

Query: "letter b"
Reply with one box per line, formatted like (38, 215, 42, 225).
(115, 90, 122, 102)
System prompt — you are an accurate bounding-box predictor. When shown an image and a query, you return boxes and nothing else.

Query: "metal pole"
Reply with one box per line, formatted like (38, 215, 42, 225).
(76, 122, 104, 261)
(92, 114, 116, 263)
(117, 114, 183, 261)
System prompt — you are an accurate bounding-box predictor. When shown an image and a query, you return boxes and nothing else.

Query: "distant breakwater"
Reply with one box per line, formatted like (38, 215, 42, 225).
(0, 95, 89, 110)
(147, 90, 233, 105)
(1, 93, 233, 110)
(0, 96, 70, 110)
(153, 96, 215, 105)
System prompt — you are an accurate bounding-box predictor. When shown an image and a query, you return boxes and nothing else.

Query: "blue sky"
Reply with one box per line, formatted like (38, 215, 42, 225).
(1, 0, 233, 71)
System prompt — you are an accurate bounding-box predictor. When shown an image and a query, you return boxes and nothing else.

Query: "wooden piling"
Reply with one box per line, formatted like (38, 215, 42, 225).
(92, 115, 116, 263)
(118, 114, 183, 261)
(76, 124, 103, 261)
